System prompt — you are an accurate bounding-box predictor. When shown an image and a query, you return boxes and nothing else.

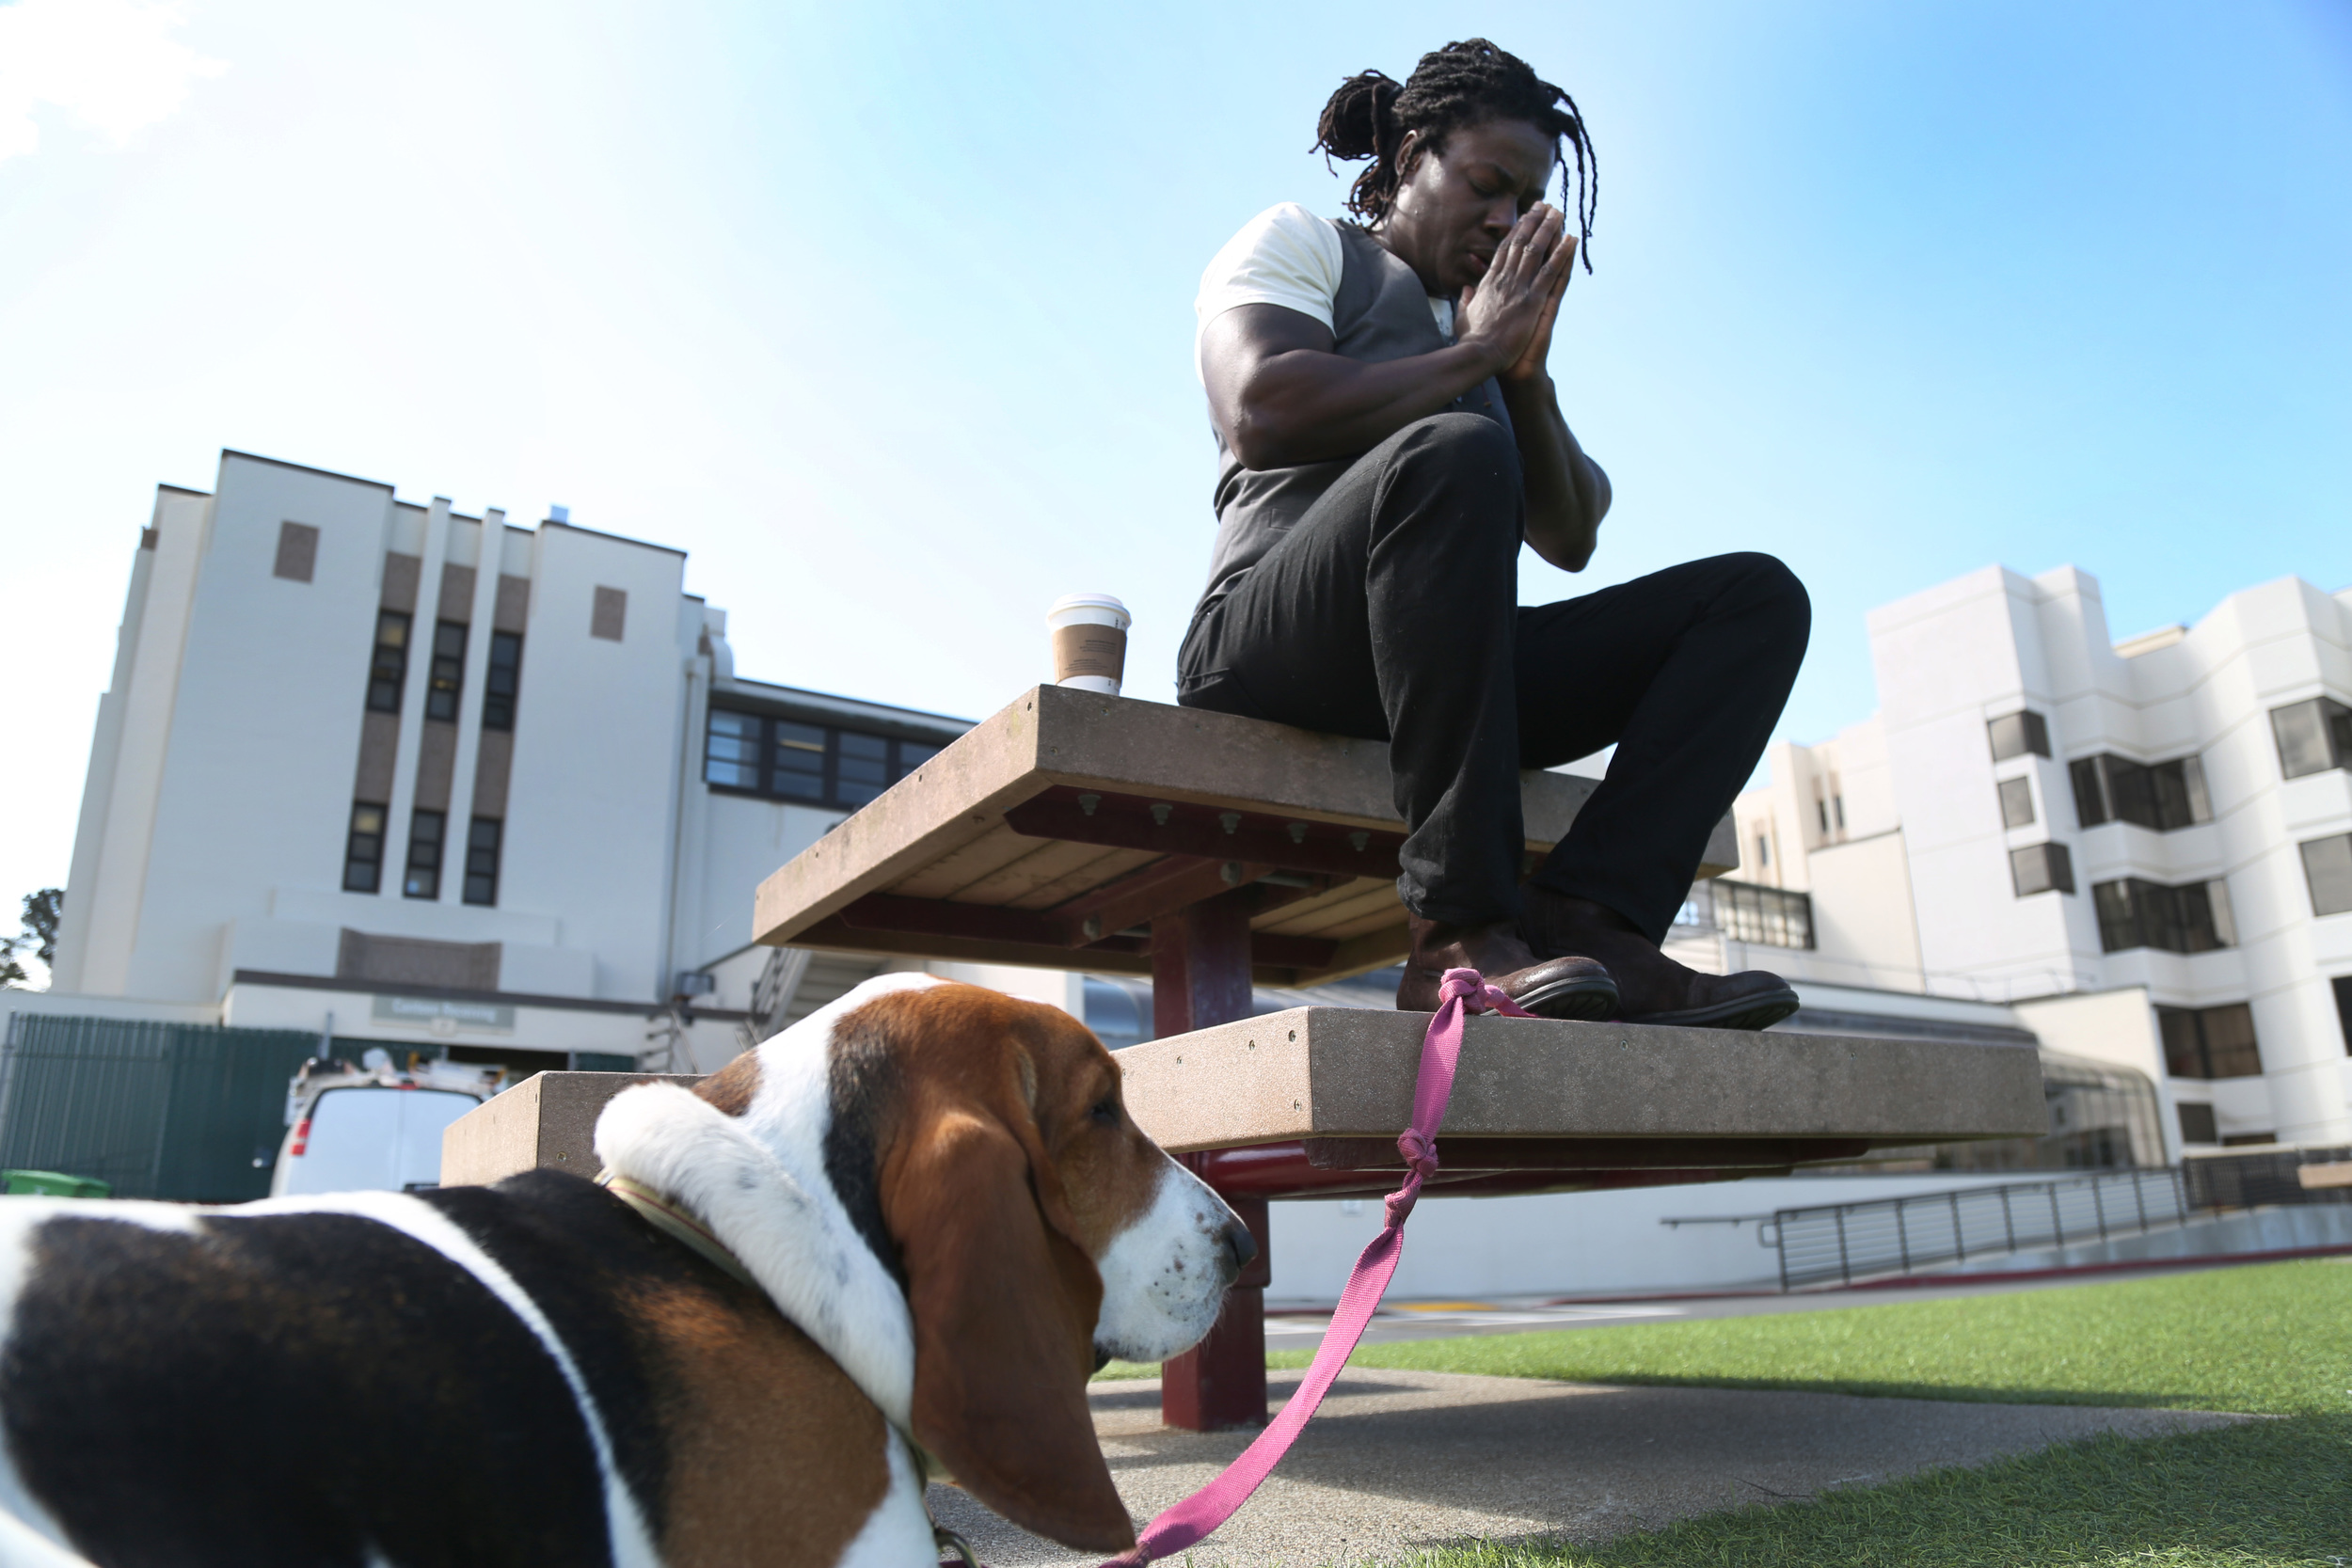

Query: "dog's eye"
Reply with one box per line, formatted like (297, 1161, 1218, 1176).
(1089, 1098, 1120, 1128)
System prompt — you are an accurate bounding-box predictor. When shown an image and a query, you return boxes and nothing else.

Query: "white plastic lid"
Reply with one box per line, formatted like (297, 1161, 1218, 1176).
(1046, 593, 1129, 615)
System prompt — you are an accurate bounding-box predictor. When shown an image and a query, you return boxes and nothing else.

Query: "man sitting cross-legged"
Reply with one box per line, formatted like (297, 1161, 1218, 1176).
(1177, 39, 1809, 1028)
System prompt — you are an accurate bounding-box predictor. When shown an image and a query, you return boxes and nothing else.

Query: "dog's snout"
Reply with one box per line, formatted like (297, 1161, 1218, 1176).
(1217, 1218, 1256, 1283)
(1097, 1166, 1258, 1363)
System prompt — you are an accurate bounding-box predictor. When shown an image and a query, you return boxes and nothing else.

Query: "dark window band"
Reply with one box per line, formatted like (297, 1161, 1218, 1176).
(702, 708, 940, 811)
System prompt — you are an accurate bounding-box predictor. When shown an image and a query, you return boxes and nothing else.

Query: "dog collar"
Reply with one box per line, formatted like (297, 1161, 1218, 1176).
(595, 1168, 955, 1488)
(596, 1172, 760, 1290)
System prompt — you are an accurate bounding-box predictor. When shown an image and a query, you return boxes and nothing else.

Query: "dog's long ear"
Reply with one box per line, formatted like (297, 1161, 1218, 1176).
(892, 1106, 1133, 1552)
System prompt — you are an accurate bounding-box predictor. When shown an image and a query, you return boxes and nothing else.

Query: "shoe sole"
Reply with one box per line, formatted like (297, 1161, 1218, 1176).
(1621, 988, 1802, 1033)
(1511, 975, 1622, 1022)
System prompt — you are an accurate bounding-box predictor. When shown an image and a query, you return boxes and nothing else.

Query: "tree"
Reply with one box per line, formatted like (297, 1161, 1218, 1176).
(2, 888, 62, 989)
(21, 888, 60, 968)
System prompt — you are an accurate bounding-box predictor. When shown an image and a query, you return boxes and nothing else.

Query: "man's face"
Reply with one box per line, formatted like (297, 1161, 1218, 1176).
(1382, 117, 1560, 296)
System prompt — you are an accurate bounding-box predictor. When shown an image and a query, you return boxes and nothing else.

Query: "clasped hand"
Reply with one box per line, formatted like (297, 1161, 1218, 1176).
(1456, 203, 1577, 384)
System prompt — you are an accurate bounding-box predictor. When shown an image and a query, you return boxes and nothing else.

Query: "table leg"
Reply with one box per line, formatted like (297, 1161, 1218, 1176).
(1151, 889, 1269, 1431)
(1150, 888, 1254, 1039)
(1159, 1190, 1270, 1431)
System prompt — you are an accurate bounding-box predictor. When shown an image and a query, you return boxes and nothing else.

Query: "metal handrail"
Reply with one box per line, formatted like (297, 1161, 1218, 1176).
(1766, 1167, 2194, 1291)
(736, 946, 813, 1053)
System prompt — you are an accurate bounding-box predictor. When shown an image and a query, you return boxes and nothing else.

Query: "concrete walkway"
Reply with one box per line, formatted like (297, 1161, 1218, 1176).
(928, 1369, 2242, 1566)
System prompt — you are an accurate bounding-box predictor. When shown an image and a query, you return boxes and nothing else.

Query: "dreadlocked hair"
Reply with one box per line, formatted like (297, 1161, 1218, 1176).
(1313, 38, 1596, 271)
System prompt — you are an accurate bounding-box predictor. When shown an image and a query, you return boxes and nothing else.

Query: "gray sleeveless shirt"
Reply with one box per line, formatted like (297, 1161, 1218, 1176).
(1198, 219, 1514, 606)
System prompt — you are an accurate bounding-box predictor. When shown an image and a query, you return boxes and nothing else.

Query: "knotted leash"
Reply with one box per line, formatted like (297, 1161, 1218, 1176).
(1091, 967, 1534, 1568)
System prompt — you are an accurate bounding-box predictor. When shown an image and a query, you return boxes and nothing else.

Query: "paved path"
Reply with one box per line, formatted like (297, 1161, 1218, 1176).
(928, 1369, 2240, 1566)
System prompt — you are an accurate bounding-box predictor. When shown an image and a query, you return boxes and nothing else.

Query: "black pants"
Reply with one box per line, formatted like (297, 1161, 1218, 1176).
(1177, 413, 1810, 942)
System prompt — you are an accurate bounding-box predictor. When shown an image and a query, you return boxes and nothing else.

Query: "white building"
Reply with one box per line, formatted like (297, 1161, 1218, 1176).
(24, 466, 2347, 1284)
(24, 450, 1076, 1077)
(1692, 564, 2352, 1155)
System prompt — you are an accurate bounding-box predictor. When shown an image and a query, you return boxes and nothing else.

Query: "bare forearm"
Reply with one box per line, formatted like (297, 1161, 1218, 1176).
(1219, 342, 1502, 469)
(1502, 373, 1609, 571)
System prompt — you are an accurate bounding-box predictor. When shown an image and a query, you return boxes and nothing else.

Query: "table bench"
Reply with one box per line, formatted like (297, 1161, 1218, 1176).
(448, 685, 2046, 1433)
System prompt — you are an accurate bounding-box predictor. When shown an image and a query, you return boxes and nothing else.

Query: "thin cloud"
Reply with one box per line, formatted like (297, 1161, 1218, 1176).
(0, 0, 225, 163)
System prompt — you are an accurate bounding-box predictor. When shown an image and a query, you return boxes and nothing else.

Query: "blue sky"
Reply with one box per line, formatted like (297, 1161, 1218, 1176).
(3, 0, 2347, 921)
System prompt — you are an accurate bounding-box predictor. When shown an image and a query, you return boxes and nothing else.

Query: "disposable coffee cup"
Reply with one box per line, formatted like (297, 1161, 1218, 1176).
(1047, 593, 1131, 696)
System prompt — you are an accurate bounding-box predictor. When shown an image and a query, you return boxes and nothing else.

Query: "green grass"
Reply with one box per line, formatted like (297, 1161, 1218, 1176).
(1270, 1259, 2352, 1417)
(1102, 1261, 2352, 1565)
(1398, 1416, 2352, 1568)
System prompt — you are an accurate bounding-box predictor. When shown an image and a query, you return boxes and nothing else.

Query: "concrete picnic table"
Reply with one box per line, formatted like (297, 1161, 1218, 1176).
(746, 686, 2046, 1429)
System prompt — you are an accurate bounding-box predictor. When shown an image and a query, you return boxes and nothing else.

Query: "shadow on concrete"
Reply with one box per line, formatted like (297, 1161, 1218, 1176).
(930, 1369, 2246, 1567)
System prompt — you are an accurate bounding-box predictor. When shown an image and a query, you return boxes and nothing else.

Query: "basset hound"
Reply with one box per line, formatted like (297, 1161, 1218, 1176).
(0, 974, 1252, 1568)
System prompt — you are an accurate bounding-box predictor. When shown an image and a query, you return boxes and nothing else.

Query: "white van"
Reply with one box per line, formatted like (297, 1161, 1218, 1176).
(270, 1051, 501, 1196)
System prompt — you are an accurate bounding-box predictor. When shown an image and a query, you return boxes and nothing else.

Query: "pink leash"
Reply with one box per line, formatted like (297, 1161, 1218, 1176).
(1098, 968, 1534, 1567)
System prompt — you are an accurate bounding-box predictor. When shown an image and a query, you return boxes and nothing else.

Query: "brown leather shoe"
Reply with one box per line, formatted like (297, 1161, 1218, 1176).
(1519, 888, 1799, 1033)
(1394, 916, 1618, 1019)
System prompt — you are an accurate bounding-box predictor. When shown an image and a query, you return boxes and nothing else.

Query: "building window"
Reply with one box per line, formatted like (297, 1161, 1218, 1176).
(836, 730, 892, 807)
(273, 520, 319, 582)
(425, 621, 468, 721)
(2270, 696, 2351, 780)
(482, 632, 522, 731)
(367, 611, 410, 713)
(2091, 877, 2233, 953)
(1754, 833, 1772, 868)
(2009, 842, 2074, 897)
(772, 721, 827, 801)
(1997, 776, 2036, 829)
(405, 809, 446, 898)
(591, 586, 628, 641)
(2333, 975, 2352, 1056)
(1987, 710, 2051, 762)
(2176, 1101, 2217, 1146)
(2070, 753, 2211, 832)
(2301, 832, 2352, 917)
(704, 710, 762, 789)
(342, 802, 387, 893)
(2158, 1003, 2262, 1080)
(702, 708, 944, 809)
(463, 817, 502, 906)
(1710, 879, 1815, 949)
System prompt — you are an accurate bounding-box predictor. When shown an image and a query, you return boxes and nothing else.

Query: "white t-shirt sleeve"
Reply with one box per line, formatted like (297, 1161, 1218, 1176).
(1194, 203, 1343, 377)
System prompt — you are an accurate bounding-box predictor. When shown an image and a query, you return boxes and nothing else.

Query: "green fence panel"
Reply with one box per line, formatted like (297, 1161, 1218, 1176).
(0, 1017, 175, 1197)
(154, 1026, 326, 1202)
(0, 1017, 323, 1203)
